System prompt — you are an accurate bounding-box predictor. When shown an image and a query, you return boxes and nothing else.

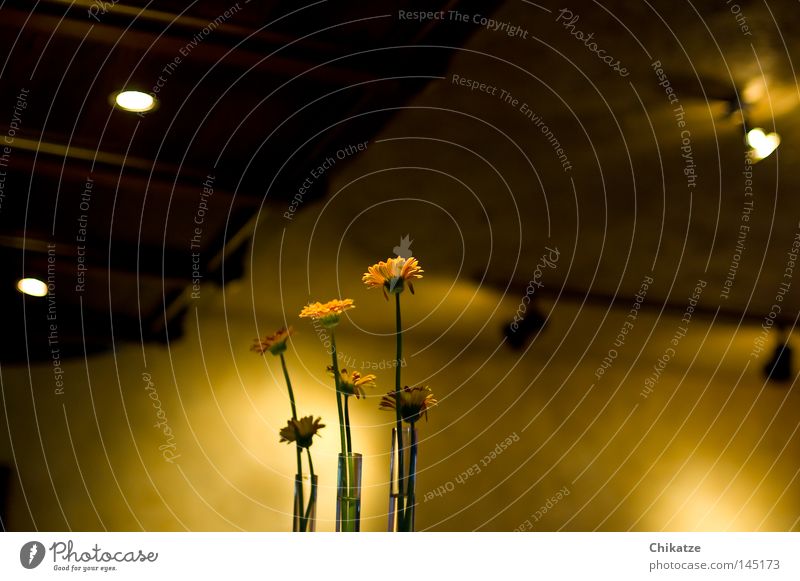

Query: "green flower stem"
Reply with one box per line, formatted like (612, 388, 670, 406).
(344, 395, 353, 458)
(403, 423, 418, 532)
(303, 448, 317, 530)
(280, 352, 304, 531)
(394, 292, 406, 527)
(279, 352, 298, 419)
(280, 353, 303, 476)
(329, 331, 348, 467)
(331, 330, 359, 531)
(343, 394, 356, 530)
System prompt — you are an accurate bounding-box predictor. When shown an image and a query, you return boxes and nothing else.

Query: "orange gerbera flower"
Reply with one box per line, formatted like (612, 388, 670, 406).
(250, 327, 293, 356)
(379, 386, 437, 424)
(279, 416, 325, 448)
(362, 257, 423, 299)
(327, 367, 376, 398)
(298, 298, 355, 328)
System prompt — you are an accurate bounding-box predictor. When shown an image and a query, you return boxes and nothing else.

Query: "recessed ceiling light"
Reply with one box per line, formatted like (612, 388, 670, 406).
(112, 90, 156, 113)
(17, 278, 48, 297)
(746, 127, 780, 161)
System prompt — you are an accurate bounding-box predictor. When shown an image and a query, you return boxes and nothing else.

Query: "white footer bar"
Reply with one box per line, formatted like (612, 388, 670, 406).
(1, 532, 797, 580)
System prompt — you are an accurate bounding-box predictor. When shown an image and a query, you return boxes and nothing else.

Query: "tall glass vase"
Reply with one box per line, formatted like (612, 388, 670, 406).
(388, 425, 417, 532)
(293, 474, 318, 532)
(336, 453, 362, 532)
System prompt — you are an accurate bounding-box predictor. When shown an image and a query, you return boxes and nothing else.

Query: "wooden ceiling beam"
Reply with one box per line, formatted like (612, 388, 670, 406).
(0, 7, 376, 85)
(3, 144, 259, 208)
(1, 230, 196, 285)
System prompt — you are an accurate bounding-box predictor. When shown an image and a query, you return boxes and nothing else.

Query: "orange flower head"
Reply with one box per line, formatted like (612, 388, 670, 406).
(362, 256, 423, 300)
(298, 298, 355, 328)
(379, 386, 437, 424)
(279, 416, 325, 448)
(327, 366, 376, 398)
(251, 327, 293, 356)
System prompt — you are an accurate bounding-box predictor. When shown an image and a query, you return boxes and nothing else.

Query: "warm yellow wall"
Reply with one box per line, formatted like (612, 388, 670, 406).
(2, 204, 798, 531)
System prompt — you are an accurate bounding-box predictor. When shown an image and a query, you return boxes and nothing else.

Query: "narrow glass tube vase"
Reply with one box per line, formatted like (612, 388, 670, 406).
(387, 425, 417, 532)
(293, 473, 318, 532)
(336, 453, 362, 532)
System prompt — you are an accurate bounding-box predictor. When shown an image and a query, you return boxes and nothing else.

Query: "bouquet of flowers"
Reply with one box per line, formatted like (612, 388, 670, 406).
(252, 255, 436, 532)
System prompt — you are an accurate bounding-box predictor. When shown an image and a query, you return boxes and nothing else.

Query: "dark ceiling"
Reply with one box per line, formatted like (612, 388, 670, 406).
(319, 0, 800, 334)
(0, 0, 499, 363)
(4, 0, 800, 360)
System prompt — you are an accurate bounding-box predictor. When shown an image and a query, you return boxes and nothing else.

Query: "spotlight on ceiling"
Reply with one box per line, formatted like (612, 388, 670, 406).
(503, 307, 547, 350)
(112, 90, 156, 113)
(16, 278, 48, 297)
(763, 336, 793, 383)
(746, 127, 780, 161)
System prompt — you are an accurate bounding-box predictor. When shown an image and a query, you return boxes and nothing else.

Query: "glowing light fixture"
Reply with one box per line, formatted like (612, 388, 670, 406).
(746, 127, 780, 161)
(16, 277, 48, 297)
(112, 90, 156, 113)
(742, 79, 766, 104)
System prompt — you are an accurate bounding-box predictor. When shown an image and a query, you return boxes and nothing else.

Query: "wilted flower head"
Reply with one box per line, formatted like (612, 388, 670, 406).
(327, 366, 376, 398)
(362, 256, 423, 300)
(251, 327, 293, 356)
(379, 386, 437, 424)
(279, 416, 325, 448)
(299, 298, 355, 328)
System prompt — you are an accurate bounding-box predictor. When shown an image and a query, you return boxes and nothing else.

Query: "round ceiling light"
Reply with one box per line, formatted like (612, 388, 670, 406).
(112, 90, 156, 113)
(17, 278, 48, 297)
